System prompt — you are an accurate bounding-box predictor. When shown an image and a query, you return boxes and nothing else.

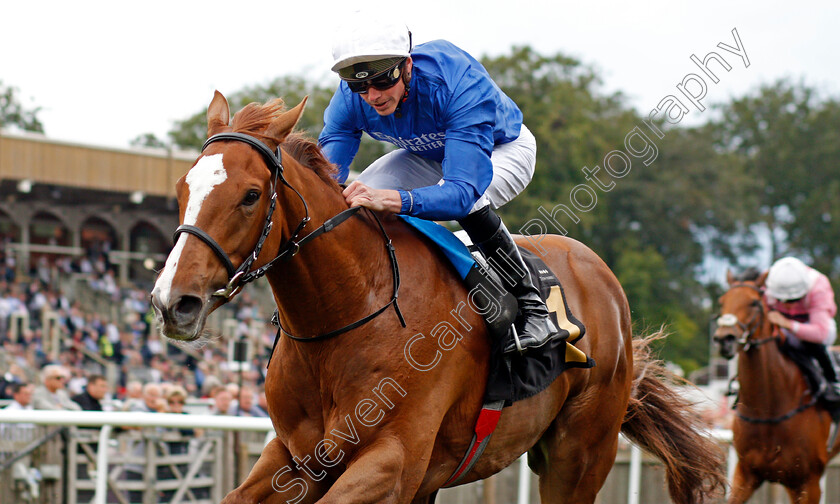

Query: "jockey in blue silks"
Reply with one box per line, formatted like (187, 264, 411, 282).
(318, 13, 562, 354)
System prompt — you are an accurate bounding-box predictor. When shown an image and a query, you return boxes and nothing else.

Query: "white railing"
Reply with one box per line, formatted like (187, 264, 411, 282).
(0, 412, 824, 504)
(0, 410, 273, 504)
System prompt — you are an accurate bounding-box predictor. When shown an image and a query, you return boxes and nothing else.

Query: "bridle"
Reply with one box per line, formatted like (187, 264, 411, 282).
(713, 282, 780, 353)
(174, 132, 310, 299)
(173, 132, 405, 343)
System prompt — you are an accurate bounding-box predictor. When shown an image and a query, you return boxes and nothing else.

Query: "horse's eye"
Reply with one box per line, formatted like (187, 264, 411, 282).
(242, 190, 260, 207)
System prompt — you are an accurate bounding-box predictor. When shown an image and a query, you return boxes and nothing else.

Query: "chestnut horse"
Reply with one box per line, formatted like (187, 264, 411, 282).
(151, 92, 724, 504)
(714, 271, 840, 503)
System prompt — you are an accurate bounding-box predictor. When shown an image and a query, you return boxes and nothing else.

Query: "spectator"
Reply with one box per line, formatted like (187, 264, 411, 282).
(31, 365, 81, 410)
(165, 386, 200, 437)
(72, 374, 108, 411)
(200, 375, 222, 399)
(122, 380, 143, 410)
(230, 386, 268, 417)
(1, 382, 35, 441)
(4, 382, 33, 411)
(153, 397, 168, 413)
(165, 387, 188, 415)
(129, 383, 163, 413)
(0, 362, 26, 399)
(211, 389, 233, 415)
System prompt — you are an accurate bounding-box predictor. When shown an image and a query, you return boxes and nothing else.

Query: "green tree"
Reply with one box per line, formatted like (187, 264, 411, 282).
(0, 81, 44, 133)
(709, 79, 840, 294)
(773, 96, 840, 282)
(130, 133, 168, 149)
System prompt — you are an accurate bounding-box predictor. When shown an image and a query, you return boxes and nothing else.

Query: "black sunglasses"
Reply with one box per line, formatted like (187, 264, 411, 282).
(345, 60, 405, 94)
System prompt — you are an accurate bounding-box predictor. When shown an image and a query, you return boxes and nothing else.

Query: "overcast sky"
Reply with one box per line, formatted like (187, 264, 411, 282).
(2, 0, 838, 150)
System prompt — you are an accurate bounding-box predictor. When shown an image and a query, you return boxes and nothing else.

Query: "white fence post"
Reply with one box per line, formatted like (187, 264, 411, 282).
(821, 473, 826, 504)
(517, 454, 530, 504)
(93, 425, 112, 504)
(628, 443, 642, 504)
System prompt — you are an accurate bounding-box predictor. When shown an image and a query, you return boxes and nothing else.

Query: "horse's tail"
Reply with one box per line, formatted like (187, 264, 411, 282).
(620, 331, 727, 504)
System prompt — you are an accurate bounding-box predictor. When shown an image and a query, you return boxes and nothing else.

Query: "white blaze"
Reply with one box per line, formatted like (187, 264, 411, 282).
(152, 154, 227, 306)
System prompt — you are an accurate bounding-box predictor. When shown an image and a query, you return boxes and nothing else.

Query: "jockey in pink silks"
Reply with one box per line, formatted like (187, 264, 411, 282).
(765, 256, 840, 404)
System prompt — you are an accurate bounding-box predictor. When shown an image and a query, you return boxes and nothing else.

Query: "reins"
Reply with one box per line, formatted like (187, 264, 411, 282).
(174, 132, 406, 356)
(271, 208, 406, 343)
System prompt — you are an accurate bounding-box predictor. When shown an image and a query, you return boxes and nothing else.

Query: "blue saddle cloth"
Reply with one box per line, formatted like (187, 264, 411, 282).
(397, 215, 475, 280)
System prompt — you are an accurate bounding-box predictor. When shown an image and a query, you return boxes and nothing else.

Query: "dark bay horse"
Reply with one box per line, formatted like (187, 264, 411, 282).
(151, 92, 725, 504)
(714, 270, 840, 504)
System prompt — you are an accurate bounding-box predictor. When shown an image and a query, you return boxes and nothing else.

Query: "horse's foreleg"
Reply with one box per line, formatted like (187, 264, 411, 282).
(315, 437, 422, 504)
(222, 437, 327, 504)
(727, 462, 760, 504)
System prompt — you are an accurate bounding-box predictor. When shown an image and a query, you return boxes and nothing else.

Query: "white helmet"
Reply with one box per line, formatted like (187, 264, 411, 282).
(766, 257, 815, 301)
(331, 11, 411, 73)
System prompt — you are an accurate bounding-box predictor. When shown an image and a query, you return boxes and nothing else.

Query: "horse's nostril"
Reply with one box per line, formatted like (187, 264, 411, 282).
(173, 295, 203, 324)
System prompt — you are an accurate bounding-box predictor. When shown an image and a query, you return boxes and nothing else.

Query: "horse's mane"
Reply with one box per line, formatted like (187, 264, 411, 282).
(283, 133, 342, 190)
(230, 99, 341, 191)
(734, 267, 762, 282)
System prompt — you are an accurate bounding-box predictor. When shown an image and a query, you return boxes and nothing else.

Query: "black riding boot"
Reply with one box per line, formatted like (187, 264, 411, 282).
(813, 344, 840, 403)
(459, 207, 562, 354)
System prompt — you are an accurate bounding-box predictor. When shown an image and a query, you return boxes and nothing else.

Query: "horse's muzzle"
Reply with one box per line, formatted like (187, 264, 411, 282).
(713, 332, 738, 360)
(150, 291, 208, 341)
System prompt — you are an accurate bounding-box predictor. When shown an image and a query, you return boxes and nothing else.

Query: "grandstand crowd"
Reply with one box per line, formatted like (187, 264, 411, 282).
(0, 244, 272, 418)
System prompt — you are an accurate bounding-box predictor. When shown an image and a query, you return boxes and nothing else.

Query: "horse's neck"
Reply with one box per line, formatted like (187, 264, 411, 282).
(265, 169, 392, 339)
(738, 335, 805, 410)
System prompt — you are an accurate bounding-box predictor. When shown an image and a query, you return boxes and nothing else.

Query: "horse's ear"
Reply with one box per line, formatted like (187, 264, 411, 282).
(207, 90, 231, 137)
(726, 269, 735, 285)
(756, 270, 769, 288)
(265, 96, 308, 147)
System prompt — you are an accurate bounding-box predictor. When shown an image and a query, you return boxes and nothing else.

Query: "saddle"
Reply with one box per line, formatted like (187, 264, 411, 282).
(473, 245, 593, 403)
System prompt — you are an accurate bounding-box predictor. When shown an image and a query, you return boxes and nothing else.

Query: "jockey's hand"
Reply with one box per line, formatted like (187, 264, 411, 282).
(342, 181, 402, 213)
(767, 310, 793, 330)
